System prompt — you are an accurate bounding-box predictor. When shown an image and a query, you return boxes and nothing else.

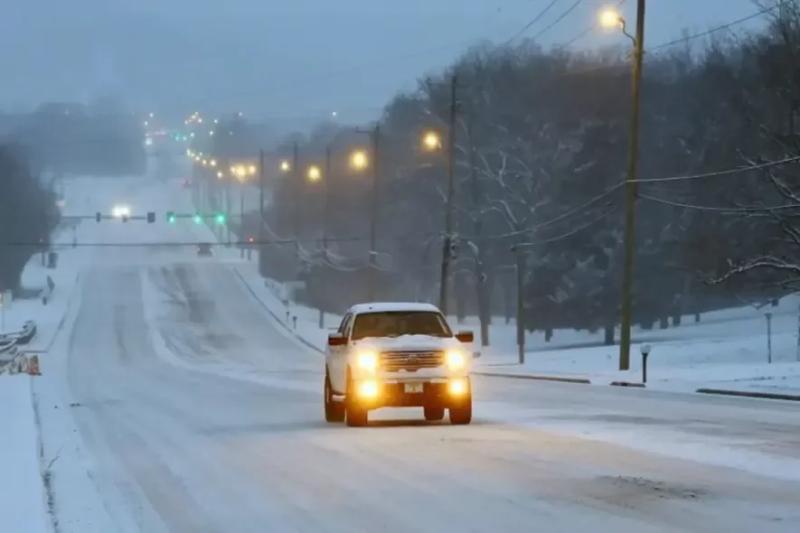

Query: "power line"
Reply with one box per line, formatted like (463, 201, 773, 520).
(514, 207, 615, 249)
(495, 182, 624, 239)
(530, 0, 585, 41)
(633, 155, 800, 184)
(649, 4, 778, 51)
(504, 0, 563, 45)
(559, 25, 593, 48)
(559, 0, 626, 49)
(639, 193, 800, 213)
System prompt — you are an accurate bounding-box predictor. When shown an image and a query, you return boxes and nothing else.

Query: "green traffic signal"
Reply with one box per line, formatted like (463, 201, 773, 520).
(167, 212, 176, 224)
(193, 214, 203, 224)
(214, 213, 226, 225)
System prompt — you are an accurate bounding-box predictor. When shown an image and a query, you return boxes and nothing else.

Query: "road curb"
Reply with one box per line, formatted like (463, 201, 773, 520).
(610, 381, 646, 388)
(473, 371, 591, 384)
(696, 388, 800, 402)
(231, 267, 324, 355)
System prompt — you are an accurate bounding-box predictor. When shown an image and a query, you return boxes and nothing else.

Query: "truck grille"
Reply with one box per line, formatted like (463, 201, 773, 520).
(380, 351, 443, 372)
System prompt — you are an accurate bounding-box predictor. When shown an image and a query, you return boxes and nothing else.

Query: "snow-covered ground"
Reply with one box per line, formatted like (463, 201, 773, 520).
(0, 376, 50, 533)
(234, 262, 800, 395)
(4, 169, 800, 532)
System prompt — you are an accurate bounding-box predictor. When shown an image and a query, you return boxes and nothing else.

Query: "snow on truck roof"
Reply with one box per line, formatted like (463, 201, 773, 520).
(348, 302, 442, 314)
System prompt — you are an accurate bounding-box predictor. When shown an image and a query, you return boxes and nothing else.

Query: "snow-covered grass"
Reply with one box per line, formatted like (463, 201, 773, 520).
(472, 297, 800, 394)
(232, 257, 800, 396)
(0, 376, 50, 533)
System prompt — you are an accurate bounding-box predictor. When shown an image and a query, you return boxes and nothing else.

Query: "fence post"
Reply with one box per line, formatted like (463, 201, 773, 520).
(765, 312, 773, 364)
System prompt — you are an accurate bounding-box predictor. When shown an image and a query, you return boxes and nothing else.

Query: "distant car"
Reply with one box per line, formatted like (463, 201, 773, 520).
(197, 243, 212, 256)
(324, 302, 474, 427)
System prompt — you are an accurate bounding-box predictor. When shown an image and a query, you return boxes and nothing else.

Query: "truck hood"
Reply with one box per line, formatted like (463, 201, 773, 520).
(352, 335, 463, 353)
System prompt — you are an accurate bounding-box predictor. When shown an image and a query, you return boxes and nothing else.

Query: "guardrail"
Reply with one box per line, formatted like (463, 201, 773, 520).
(0, 320, 37, 346)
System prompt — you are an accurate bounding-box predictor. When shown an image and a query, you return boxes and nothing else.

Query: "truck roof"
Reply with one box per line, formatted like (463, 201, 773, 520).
(348, 302, 442, 315)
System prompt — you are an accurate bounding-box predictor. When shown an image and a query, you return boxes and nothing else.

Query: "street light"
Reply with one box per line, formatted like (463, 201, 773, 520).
(210, 159, 217, 167)
(422, 130, 442, 151)
(216, 171, 224, 179)
(307, 165, 322, 182)
(280, 160, 291, 173)
(349, 149, 369, 171)
(248, 164, 257, 176)
(599, 6, 623, 30)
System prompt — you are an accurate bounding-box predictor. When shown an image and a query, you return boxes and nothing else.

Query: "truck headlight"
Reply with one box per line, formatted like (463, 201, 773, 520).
(357, 351, 378, 373)
(445, 349, 466, 371)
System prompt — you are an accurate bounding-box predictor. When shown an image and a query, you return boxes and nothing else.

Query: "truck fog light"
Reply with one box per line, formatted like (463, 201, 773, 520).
(358, 380, 379, 398)
(448, 378, 468, 396)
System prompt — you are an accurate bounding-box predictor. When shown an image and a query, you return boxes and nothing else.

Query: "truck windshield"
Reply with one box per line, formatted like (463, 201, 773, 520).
(351, 311, 452, 340)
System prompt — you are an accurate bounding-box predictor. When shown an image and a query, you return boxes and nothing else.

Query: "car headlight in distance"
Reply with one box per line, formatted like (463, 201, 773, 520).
(112, 204, 131, 218)
(357, 351, 378, 373)
(445, 349, 466, 371)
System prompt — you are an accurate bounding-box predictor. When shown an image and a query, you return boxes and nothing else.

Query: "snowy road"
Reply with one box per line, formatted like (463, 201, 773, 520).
(36, 177, 800, 532)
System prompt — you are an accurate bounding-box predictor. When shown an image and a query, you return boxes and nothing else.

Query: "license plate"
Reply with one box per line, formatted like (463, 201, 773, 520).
(404, 383, 424, 394)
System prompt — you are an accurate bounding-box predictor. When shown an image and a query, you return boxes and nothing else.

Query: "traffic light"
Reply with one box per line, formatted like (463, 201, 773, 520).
(147, 211, 156, 223)
(193, 214, 203, 225)
(96, 212, 101, 223)
(214, 213, 226, 225)
(166, 211, 176, 224)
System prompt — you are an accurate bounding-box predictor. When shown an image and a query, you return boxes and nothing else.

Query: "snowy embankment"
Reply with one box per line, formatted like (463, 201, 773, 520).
(229, 255, 800, 396)
(0, 376, 50, 533)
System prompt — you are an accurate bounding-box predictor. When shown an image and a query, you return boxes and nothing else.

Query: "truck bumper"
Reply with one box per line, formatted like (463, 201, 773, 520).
(352, 377, 471, 409)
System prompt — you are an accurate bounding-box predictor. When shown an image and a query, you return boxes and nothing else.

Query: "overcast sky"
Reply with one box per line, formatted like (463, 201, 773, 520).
(1, 0, 766, 126)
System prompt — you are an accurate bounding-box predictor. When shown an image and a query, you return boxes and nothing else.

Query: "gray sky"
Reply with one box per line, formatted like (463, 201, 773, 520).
(1, 0, 765, 126)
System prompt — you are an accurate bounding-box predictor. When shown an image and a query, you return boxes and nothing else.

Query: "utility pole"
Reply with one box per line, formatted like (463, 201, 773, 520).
(240, 188, 245, 257)
(225, 164, 232, 246)
(439, 74, 458, 316)
(515, 247, 526, 364)
(618, 0, 646, 371)
(259, 149, 265, 224)
(258, 149, 265, 273)
(368, 125, 381, 301)
(322, 144, 332, 251)
(292, 141, 300, 239)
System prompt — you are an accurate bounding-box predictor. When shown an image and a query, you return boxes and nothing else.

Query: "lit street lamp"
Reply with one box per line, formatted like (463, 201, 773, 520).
(422, 130, 442, 151)
(307, 165, 322, 182)
(280, 160, 291, 173)
(599, 6, 623, 30)
(349, 149, 369, 171)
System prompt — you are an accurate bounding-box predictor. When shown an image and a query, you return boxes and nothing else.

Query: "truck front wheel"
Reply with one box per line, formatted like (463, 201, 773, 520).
(324, 371, 345, 423)
(345, 370, 368, 427)
(449, 396, 472, 425)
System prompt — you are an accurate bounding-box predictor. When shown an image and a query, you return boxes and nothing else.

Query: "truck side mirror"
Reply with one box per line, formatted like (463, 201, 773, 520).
(328, 333, 347, 346)
(455, 330, 474, 343)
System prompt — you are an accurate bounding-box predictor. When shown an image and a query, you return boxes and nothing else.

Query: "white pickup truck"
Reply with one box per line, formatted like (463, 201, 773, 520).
(324, 302, 474, 427)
